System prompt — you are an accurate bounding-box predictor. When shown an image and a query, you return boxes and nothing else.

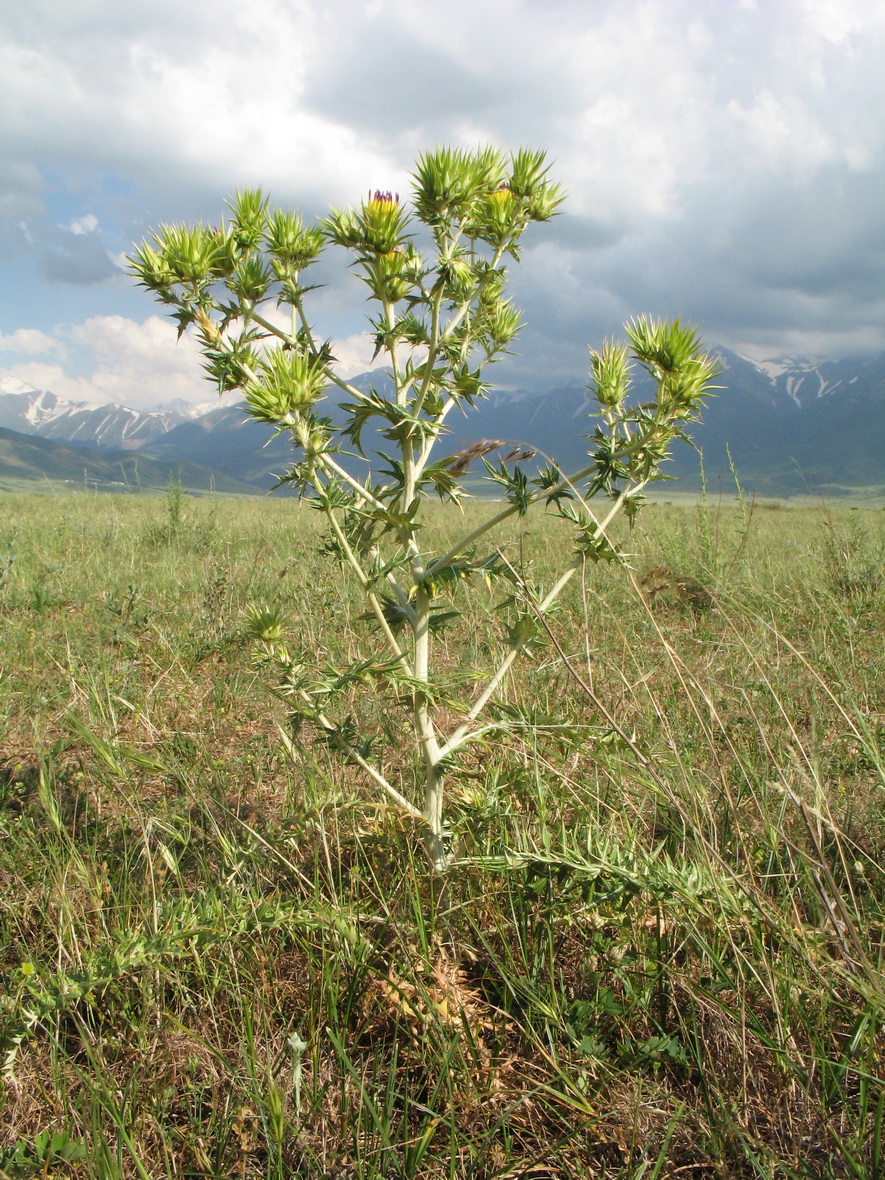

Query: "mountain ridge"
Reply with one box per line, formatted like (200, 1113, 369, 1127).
(2, 348, 884, 496)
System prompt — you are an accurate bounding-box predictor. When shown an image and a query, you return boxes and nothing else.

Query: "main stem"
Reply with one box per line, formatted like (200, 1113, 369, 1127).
(412, 555, 448, 877)
(397, 314, 448, 876)
(413, 586, 447, 876)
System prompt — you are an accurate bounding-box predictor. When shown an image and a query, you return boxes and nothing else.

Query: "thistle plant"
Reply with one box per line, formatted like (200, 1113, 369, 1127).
(130, 147, 717, 880)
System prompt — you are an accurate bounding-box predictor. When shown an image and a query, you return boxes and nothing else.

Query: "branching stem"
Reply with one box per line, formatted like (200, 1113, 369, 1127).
(129, 151, 716, 888)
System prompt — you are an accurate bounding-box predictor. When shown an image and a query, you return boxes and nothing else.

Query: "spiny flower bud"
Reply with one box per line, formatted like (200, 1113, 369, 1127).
(367, 191, 400, 213)
(486, 183, 513, 208)
(362, 191, 408, 254)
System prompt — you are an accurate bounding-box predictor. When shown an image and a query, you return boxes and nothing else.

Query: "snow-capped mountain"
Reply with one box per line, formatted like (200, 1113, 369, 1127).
(0, 377, 213, 450)
(3, 348, 885, 495)
(143, 393, 244, 419)
(747, 353, 885, 409)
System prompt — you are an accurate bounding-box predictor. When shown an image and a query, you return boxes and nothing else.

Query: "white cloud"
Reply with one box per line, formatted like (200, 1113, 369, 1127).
(800, 0, 885, 43)
(241, 306, 393, 376)
(0, 161, 44, 225)
(0, 327, 59, 355)
(1, 315, 206, 407)
(727, 91, 835, 176)
(69, 214, 98, 235)
(3, 0, 869, 223)
(0, 315, 426, 409)
(330, 332, 427, 379)
(0, 0, 404, 217)
(329, 334, 388, 379)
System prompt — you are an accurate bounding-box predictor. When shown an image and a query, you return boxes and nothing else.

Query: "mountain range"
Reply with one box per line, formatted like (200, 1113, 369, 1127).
(1, 349, 883, 497)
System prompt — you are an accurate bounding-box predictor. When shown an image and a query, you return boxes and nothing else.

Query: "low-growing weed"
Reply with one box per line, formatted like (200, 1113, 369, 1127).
(819, 505, 885, 602)
(0, 528, 15, 596)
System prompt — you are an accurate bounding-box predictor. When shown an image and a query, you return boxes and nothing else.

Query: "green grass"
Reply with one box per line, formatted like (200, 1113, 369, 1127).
(1, 489, 884, 1178)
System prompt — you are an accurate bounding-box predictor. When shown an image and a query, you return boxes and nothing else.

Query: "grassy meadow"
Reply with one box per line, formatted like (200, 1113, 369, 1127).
(0, 488, 884, 1178)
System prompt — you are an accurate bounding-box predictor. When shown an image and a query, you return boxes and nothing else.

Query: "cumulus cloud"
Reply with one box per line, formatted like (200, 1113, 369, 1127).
(0, 314, 401, 408)
(0, 315, 205, 407)
(69, 214, 99, 235)
(0, 0, 404, 217)
(0, 327, 59, 355)
(327, 334, 391, 380)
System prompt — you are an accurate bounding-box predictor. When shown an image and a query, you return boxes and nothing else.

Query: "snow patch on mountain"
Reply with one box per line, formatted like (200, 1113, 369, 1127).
(754, 354, 820, 380)
(729, 354, 854, 407)
(146, 392, 243, 419)
(0, 376, 40, 397)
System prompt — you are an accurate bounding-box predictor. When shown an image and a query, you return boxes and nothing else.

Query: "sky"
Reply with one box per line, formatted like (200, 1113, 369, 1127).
(1, 0, 884, 408)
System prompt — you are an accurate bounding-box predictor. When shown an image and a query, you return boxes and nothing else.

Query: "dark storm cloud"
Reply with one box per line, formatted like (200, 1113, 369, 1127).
(35, 225, 120, 286)
(305, 25, 492, 134)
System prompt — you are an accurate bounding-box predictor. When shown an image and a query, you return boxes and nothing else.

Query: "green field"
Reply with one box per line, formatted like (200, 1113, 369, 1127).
(1, 490, 883, 1178)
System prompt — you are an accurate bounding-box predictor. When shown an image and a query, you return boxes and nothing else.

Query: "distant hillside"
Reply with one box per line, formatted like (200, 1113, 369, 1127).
(140, 405, 296, 487)
(0, 426, 260, 494)
(140, 369, 393, 489)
